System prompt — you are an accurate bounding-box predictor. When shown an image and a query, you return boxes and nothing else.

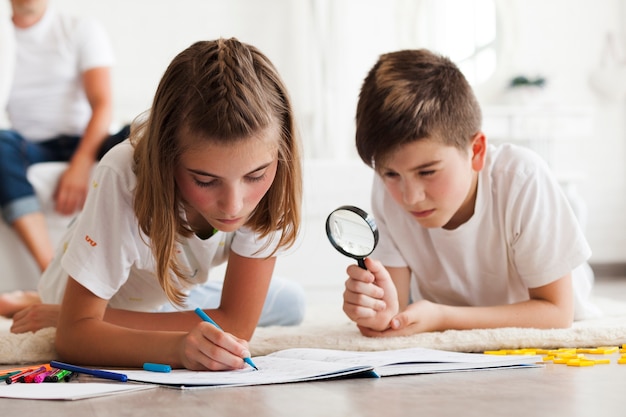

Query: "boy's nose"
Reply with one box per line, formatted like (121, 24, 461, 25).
(402, 181, 425, 205)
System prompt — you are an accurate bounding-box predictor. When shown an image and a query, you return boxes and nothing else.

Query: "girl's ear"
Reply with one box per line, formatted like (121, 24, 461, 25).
(470, 132, 487, 171)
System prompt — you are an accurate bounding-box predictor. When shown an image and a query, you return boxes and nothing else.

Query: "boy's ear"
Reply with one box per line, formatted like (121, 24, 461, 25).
(470, 132, 487, 171)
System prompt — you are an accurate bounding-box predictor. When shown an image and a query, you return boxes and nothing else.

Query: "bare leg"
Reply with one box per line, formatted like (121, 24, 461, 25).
(0, 290, 41, 317)
(0, 213, 51, 317)
(12, 211, 54, 272)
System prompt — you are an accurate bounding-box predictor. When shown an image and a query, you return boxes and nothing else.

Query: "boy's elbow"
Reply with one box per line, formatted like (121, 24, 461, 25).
(551, 316, 574, 329)
(548, 307, 574, 329)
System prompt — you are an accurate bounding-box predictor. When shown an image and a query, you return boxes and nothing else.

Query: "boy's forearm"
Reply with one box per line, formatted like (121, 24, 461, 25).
(436, 299, 574, 331)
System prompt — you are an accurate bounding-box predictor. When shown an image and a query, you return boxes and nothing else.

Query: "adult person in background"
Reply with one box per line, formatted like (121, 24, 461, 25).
(0, 0, 15, 119)
(0, 0, 130, 292)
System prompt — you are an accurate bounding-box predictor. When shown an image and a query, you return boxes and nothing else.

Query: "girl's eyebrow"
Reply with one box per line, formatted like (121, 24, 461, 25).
(187, 162, 273, 178)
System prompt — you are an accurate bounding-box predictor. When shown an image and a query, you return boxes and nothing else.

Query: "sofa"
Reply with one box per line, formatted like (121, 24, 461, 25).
(0, 163, 80, 292)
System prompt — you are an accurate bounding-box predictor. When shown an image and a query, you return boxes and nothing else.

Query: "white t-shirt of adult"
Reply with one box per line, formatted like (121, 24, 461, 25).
(371, 143, 600, 320)
(38, 140, 285, 311)
(8, 6, 114, 141)
(0, 1, 15, 120)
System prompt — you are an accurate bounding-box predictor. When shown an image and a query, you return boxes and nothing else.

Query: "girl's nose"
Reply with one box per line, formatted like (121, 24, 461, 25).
(218, 186, 244, 215)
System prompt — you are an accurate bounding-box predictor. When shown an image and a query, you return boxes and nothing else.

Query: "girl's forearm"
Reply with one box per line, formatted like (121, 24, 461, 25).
(55, 318, 185, 368)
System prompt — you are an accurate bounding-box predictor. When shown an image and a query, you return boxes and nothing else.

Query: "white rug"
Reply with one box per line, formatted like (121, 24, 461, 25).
(1, 297, 626, 364)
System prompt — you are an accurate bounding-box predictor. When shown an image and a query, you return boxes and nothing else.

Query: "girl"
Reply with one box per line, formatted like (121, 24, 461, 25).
(7, 38, 304, 370)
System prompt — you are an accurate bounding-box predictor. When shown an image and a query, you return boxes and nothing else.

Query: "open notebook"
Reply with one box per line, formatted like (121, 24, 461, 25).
(117, 346, 541, 388)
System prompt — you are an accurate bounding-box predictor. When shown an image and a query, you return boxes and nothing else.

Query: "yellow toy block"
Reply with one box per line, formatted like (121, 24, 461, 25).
(567, 359, 595, 367)
(594, 346, 619, 354)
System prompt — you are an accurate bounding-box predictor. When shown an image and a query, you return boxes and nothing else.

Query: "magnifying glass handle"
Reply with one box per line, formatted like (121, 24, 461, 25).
(357, 258, 366, 269)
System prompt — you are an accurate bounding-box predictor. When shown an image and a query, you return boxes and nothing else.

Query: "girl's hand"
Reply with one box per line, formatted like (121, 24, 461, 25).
(342, 257, 399, 332)
(357, 299, 443, 337)
(179, 322, 252, 371)
(10, 303, 60, 334)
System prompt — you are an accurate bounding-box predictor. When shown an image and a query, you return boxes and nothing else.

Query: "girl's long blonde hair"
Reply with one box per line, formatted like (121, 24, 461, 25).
(130, 38, 302, 306)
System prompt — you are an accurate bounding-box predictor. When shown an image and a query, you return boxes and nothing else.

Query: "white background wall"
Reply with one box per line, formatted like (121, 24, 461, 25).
(7, 0, 626, 265)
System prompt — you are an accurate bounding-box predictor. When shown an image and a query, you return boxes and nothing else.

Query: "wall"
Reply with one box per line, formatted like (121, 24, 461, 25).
(491, 0, 626, 264)
(6, 0, 626, 264)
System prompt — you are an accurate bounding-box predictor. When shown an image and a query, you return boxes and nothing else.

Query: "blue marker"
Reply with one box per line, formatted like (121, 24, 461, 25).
(143, 363, 172, 373)
(49, 361, 128, 382)
(194, 308, 258, 370)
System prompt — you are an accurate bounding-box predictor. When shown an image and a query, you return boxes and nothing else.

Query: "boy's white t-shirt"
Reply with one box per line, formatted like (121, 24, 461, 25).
(371, 143, 600, 320)
(8, 6, 115, 140)
(38, 141, 284, 311)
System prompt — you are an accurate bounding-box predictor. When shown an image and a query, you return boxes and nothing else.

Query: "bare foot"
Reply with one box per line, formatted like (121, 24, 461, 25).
(0, 290, 41, 317)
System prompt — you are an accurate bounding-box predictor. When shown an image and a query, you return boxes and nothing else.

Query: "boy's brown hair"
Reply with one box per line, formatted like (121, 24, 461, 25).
(355, 49, 482, 169)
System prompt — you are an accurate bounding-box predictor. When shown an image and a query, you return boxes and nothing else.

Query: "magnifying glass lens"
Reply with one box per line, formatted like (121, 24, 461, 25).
(325, 205, 379, 268)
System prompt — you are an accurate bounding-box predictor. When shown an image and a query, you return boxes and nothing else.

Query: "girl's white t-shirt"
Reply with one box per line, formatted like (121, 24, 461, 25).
(39, 141, 284, 311)
(371, 143, 600, 320)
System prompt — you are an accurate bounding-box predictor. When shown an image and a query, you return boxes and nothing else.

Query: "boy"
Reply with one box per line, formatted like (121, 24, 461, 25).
(342, 49, 600, 337)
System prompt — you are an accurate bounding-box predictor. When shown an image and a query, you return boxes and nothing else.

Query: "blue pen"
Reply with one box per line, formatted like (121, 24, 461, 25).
(194, 307, 258, 370)
(49, 361, 128, 382)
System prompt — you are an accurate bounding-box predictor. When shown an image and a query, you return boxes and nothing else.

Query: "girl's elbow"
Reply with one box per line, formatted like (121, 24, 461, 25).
(54, 335, 73, 361)
(54, 326, 79, 362)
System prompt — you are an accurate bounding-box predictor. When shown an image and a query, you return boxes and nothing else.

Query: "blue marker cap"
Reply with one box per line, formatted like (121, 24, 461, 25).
(143, 363, 172, 373)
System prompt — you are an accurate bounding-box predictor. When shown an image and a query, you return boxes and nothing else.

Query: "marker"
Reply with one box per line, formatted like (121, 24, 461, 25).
(194, 308, 258, 370)
(143, 363, 171, 373)
(54, 369, 73, 382)
(63, 371, 77, 382)
(33, 370, 53, 383)
(49, 361, 128, 382)
(5, 368, 34, 384)
(23, 366, 49, 383)
(0, 371, 22, 382)
(44, 368, 64, 382)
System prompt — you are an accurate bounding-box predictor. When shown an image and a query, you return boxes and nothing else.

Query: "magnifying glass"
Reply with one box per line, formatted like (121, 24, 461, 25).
(325, 205, 379, 269)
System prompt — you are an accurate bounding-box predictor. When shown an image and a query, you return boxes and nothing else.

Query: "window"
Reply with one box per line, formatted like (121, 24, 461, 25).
(416, 0, 497, 85)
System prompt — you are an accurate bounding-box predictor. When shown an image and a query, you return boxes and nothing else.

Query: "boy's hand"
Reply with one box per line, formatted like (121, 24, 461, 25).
(342, 257, 399, 332)
(357, 299, 443, 337)
(179, 322, 251, 371)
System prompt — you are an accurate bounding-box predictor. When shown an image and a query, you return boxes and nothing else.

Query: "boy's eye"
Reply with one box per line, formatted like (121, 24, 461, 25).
(382, 171, 399, 179)
(420, 170, 436, 177)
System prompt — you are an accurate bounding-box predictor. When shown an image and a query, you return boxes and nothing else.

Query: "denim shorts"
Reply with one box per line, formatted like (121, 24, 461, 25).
(0, 126, 130, 223)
